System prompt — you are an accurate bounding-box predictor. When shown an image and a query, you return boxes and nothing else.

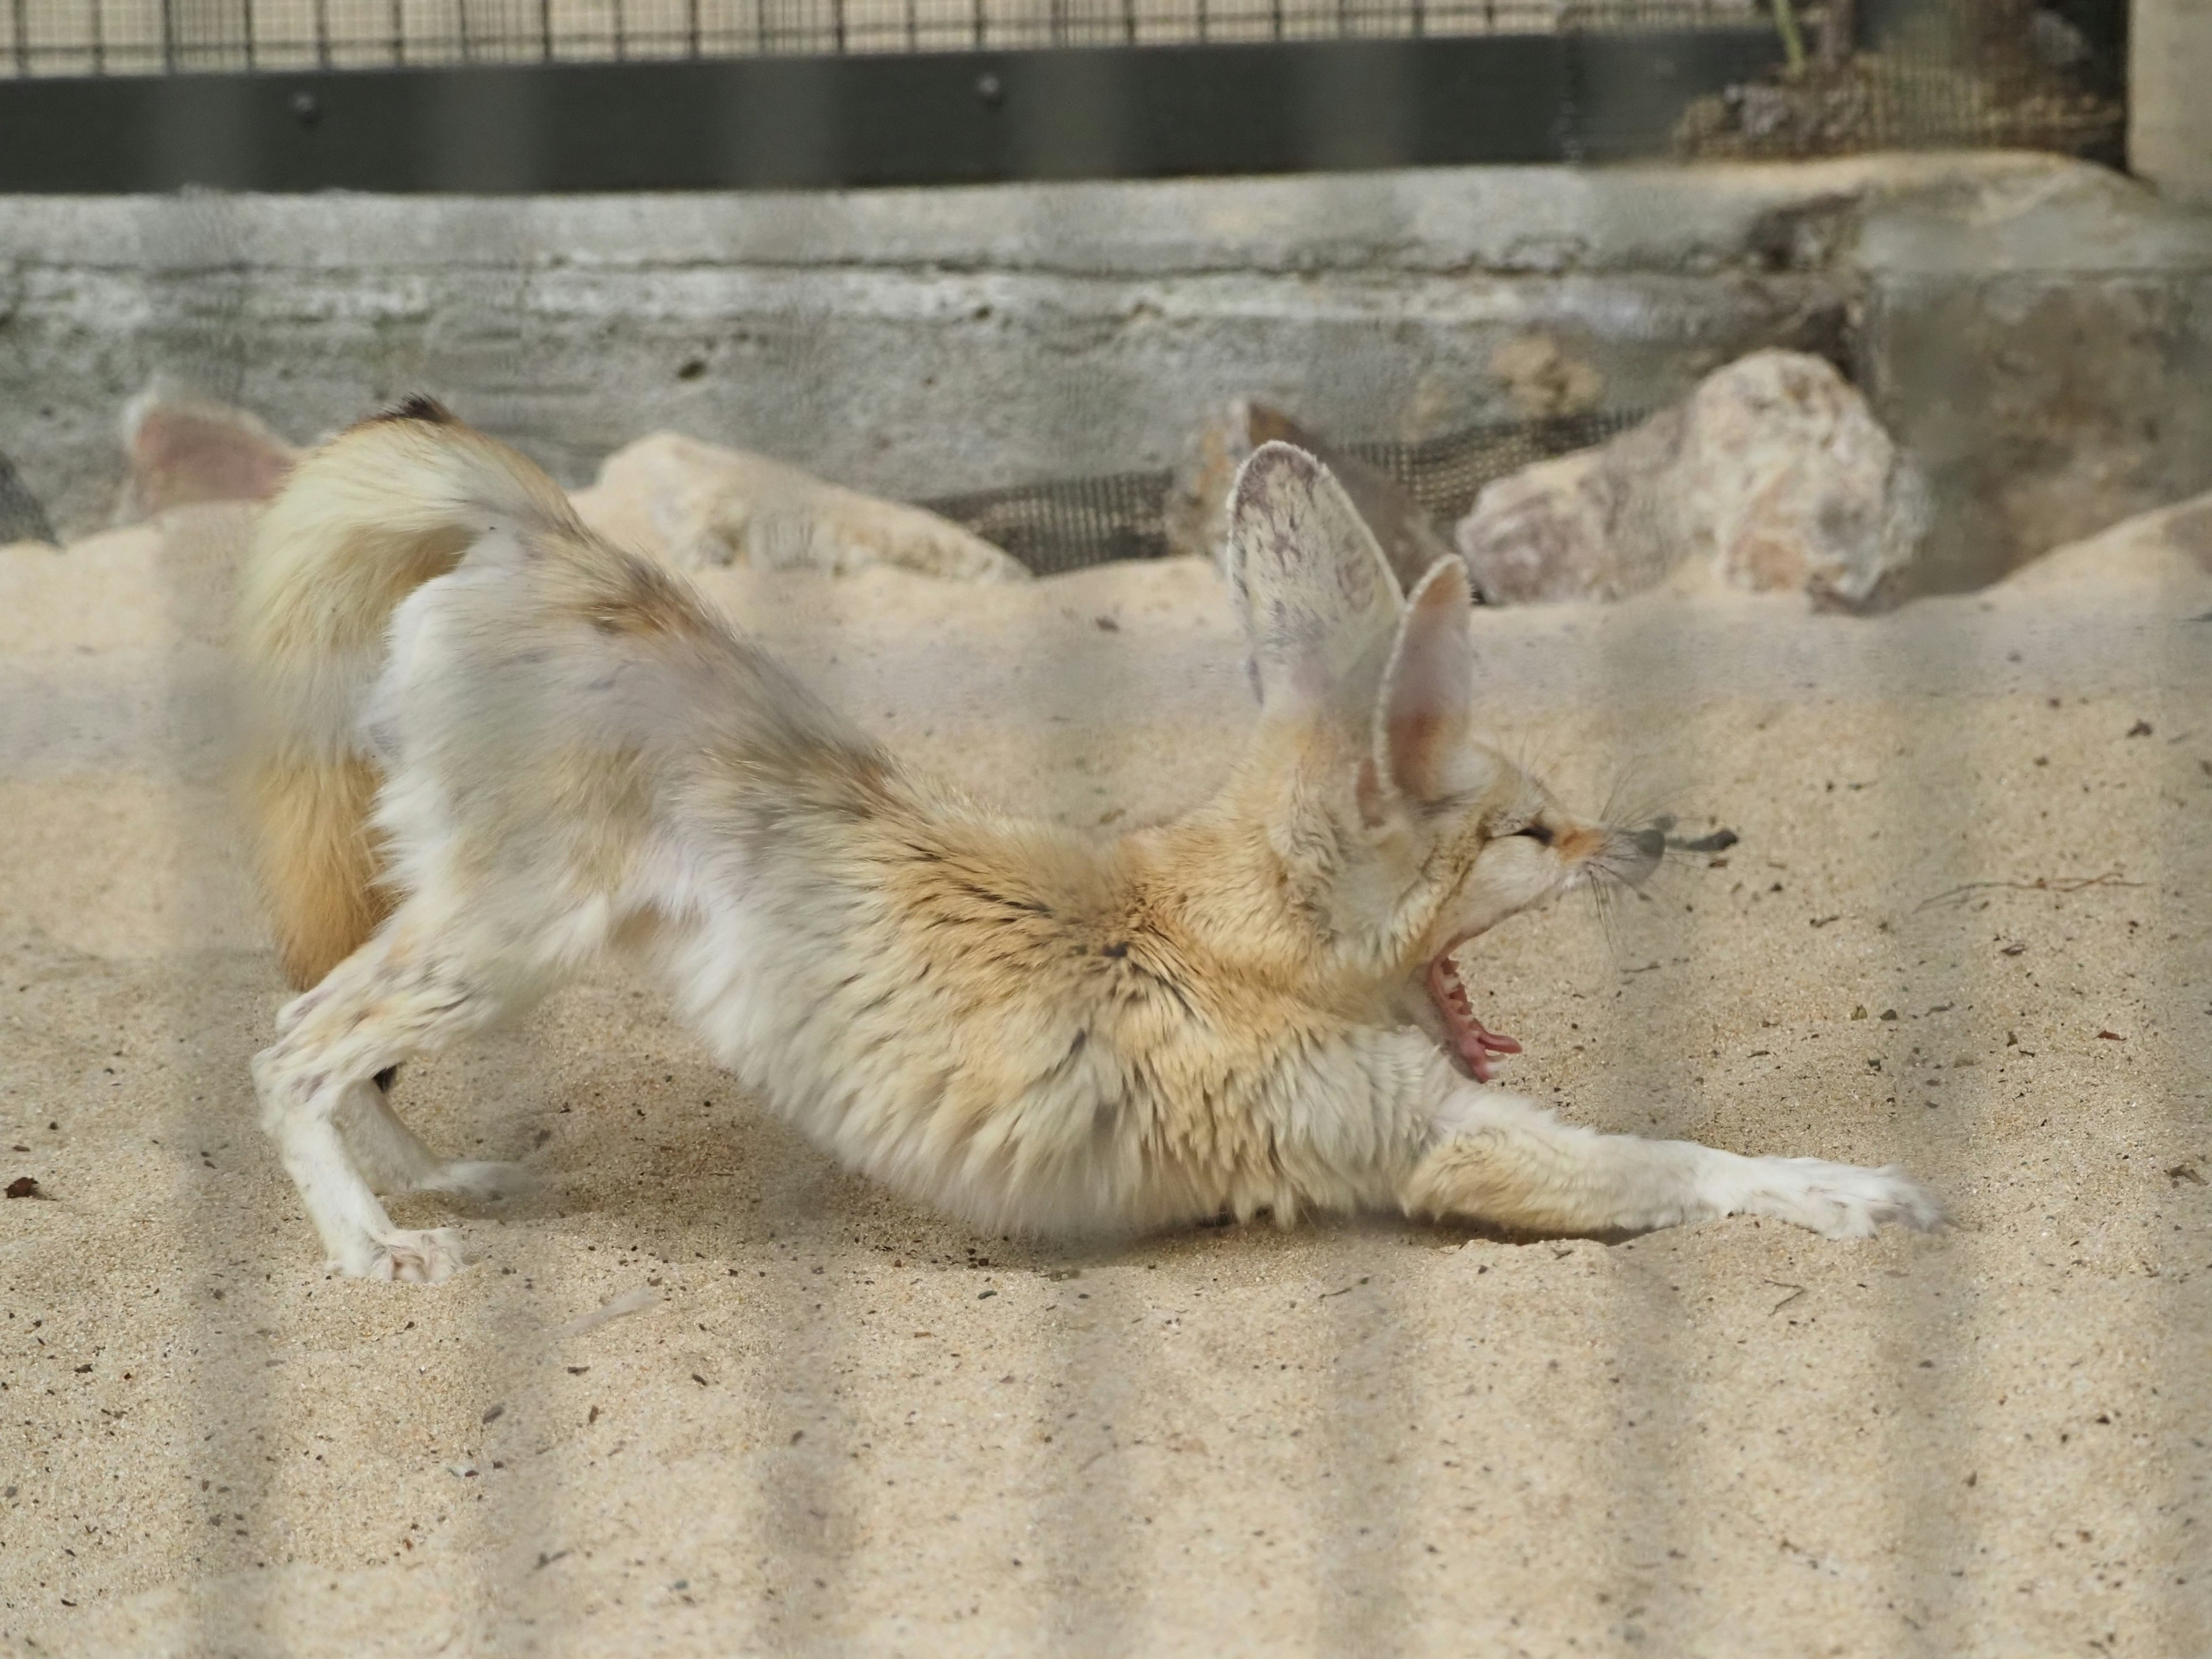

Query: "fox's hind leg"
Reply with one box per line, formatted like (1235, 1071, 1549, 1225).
(1400, 1088, 1940, 1241)
(337, 1076, 539, 1202)
(254, 902, 551, 1282)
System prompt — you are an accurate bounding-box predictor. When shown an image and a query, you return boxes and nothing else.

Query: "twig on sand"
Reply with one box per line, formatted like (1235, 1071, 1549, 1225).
(1766, 1279, 1806, 1314)
(1665, 827, 1740, 855)
(1914, 872, 2142, 913)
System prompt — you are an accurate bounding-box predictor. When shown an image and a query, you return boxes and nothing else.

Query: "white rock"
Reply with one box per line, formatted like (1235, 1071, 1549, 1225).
(1455, 350, 1930, 609)
(571, 432, 1029, 584)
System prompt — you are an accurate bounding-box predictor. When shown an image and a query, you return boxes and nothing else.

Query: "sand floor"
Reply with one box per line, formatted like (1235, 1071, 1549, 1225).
(1, 506, 2209, 1657)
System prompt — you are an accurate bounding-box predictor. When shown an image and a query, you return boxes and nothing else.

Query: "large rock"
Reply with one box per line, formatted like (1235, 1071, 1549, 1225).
(1165, 399, 1456, 596)
(570, 433, 1029, 583)
(1453, 351, 1930, 609)
(117, 382, 299, 520)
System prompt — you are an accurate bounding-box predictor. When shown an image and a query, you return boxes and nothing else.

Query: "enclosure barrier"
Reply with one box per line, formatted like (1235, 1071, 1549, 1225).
(0, 0, 2124, 191)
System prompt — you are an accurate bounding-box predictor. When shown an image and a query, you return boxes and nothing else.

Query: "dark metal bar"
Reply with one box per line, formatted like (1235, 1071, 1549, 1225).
(1819, 0, 1856, 66)
(0, 31, 1783, 192)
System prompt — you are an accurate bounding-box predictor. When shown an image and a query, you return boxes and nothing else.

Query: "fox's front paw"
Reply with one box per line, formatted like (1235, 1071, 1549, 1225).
(1729, 1158, 1943, 1240)
(332, 1226, 472, 1283)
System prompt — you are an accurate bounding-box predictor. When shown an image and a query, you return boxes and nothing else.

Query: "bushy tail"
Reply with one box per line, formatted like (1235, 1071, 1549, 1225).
(237, 397, 580, 987)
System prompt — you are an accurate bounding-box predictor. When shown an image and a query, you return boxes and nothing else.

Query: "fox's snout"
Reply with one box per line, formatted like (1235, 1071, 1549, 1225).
(1588, 823, 1665, 891)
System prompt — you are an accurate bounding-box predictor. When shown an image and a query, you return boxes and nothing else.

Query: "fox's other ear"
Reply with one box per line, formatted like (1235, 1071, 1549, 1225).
(1226, 442, 1403, 725)
(1371, 556, 1478, 808)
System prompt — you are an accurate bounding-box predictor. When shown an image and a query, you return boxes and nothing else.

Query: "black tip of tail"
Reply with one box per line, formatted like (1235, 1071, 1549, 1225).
(361, 395, 454, 428)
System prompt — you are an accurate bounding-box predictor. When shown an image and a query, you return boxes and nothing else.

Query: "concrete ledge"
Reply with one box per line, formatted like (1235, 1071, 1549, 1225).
(3, 152, 2210, 589)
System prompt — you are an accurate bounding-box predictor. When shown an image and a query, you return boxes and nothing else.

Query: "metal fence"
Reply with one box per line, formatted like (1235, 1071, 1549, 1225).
(0, 0, 2126, 194)
(5, 0, 1772, 77)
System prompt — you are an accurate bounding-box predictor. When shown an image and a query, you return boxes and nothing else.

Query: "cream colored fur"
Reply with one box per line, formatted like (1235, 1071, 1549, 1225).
(240, 401, 1940, 1282)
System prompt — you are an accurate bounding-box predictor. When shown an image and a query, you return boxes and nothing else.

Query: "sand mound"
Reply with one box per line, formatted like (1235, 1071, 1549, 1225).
(2003, 491, 2212, 596)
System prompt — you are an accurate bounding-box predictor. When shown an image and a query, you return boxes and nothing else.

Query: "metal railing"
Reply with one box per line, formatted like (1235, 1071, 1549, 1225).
(5, 0, 1771, 77)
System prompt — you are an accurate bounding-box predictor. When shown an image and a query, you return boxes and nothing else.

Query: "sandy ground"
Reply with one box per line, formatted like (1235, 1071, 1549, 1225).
(1, 504, 2209, 1658)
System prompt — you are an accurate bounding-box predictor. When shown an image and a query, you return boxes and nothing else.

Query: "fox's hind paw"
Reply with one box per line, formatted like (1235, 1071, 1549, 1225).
(411, 1158, 539, 1203)
(1725, 1158, 1943, 1240)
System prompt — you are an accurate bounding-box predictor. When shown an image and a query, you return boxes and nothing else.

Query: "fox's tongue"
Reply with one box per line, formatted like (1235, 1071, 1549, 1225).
(1425, 952, 1521, 1082)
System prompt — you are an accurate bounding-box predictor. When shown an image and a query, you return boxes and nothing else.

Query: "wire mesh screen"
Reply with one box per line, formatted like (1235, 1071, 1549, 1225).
(924, 411, 1641, 577)
(0, 0, 2126, 172)
(1674, 1, 2125, 160)
(2, 0, 1773, 75)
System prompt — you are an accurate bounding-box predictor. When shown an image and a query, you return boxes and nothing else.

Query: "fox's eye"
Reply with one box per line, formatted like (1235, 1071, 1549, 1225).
(1514, 822, 1555, 846)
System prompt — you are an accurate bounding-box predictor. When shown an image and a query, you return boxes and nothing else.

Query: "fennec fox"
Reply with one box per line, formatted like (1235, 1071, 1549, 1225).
(241, 399, 1938, 1282)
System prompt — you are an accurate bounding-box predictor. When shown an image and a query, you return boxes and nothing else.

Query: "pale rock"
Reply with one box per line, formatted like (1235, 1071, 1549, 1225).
(1489, 334, 1605, 422)
(571, 432, 1029, 583)
(1455, 350, 1930, 610)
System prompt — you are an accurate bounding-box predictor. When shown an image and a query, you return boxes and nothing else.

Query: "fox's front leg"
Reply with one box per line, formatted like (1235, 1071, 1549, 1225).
(1399, 1086, 1941, 1241)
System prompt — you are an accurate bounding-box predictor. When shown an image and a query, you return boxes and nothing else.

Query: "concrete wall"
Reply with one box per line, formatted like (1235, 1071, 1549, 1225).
(2131, 0, 2212, 207)
(3, 153, 2211, 592)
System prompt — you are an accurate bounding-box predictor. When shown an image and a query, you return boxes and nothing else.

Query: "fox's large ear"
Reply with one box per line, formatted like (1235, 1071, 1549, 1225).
(1226, 442, 1403, 726)
(1366, 556, 1478, 813)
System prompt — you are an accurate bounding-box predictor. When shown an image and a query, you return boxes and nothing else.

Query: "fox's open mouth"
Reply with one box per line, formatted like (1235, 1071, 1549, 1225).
(1426, 948, 1520, 1082)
